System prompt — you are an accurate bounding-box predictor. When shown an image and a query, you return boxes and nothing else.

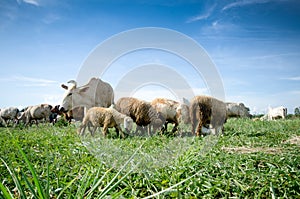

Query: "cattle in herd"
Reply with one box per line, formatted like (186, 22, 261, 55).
(60, 77, 114, 114)
(18, 104, 52, 126)
(2, 77, 294, 139)
(226, 102, 251, 118)
(0, 107, 20, 126)
(151, 98, 190, 133)
(260, 106, 287, 121)
(190, 96, 227, 136)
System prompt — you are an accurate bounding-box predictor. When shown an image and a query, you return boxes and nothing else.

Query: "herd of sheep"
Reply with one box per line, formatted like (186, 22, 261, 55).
(0, 77, 287, 138)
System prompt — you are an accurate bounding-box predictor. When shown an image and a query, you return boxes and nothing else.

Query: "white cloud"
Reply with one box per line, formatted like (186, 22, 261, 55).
(186, 4, 216, 23)
(222, 0, 285, 11)
(0, 75, 58, 87)
(281, 76, 300, 81)
(22, 0, 39, 6)
(43, 13, 61, 24)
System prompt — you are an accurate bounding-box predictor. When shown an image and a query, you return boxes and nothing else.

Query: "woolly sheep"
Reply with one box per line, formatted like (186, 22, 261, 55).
(77, 106, 133, 138)
(190, 96, 227, 136)
(151, 98, 190, 134)
(17, 104, 52, 126)
(115, 97, 164, 136)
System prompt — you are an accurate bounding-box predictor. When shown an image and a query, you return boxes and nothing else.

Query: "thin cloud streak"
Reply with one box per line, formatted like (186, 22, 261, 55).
(281, 76, 300, 81)
(21, 0, 39, 6)
(222, 0, 286, 11)
(0, 75, 58, 87)
(186, 4, 216, 23)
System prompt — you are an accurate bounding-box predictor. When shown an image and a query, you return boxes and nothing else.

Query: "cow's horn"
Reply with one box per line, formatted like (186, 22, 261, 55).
(67, 80, 77, 88)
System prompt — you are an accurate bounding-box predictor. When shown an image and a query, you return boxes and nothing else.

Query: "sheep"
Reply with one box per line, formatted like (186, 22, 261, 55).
(151, 98, 190, 134)
(77, 106, 133, 138)
(17, 104, 52, 126)
(51, 105, 84, 123)
(115, 97, 165, 136)
(190, 96, 227, 136)
(0, 107, 20, 126)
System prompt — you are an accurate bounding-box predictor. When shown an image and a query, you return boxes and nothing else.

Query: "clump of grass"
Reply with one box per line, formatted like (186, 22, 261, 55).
(1, 119, 300, 198)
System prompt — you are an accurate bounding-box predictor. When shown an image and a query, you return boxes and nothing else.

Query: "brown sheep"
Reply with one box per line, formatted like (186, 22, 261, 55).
(190, 96, 227, 136)
(51, 105, 84, 123)
(151, 98, 190, 134)
(77, 107, 133, 138)
(115, 97, 164, 136)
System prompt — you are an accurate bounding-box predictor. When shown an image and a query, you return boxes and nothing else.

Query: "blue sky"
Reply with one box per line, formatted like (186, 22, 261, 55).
(0, 0, 300, 114)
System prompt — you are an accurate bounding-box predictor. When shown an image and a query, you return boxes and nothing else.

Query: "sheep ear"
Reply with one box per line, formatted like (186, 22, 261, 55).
(182, 97, 190, 106)
(61, 84, 68, 90)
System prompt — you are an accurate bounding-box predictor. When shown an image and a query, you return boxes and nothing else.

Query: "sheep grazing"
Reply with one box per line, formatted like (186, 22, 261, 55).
(0, 107, 20, 127)
(226, 102, 251, 118)
(190, 96, 227, 136)
(51, 105, 84, 123)
(77, 106, 133, 138)
(115, 97, 165, 136)
(151, 98, 190, 134)
(18, 104, 52, 126)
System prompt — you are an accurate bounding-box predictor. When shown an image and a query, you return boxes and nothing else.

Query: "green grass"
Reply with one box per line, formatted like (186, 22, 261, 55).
(0, 119, 300, 198)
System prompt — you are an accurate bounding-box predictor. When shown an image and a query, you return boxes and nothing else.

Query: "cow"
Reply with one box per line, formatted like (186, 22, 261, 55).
(60, 77, 114, 119)
(18, 104, 52, 126)
(262, 106, 287, 120)
(0, 107, 20, 126)
(226, 102, 251, 118)
(151, 98, 190, 134)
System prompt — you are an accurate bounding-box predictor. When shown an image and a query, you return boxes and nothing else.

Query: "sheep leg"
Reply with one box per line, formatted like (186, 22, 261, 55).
(148, 125, 152, 136)
(161, 122, 168, 134)
(102, 124, 108, 137)
(115, 125, 125, 139)
(2, 119, 8, 127)
(87, 122, 93, 134)
(78, 124, 86, 136)
(171, 122, 178, 133)
(91, 126, 97, 136)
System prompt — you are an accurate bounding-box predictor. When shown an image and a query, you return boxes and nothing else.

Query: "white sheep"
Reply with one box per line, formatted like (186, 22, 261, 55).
(77, 106, 133, 138)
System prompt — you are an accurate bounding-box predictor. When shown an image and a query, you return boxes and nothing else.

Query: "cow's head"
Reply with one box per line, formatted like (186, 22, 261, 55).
(60, 80, 90, 112)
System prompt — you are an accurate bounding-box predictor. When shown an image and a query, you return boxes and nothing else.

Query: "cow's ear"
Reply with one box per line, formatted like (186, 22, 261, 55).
(79, 86, 89, 93)
(61, 84, 68, 90)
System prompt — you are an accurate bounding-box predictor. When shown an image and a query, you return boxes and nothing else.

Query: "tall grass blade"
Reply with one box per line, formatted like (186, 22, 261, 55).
(0, 181, 13, 199)
(16, 144, 46, 199)
(75, 171, 93, 198)
(46, 155, 50, 199)
(98, 141, 146, 198)
(142, 171, 200, 199)
(270, 182, 276, 199)
(56, 176, 78, 199)
(0, 158, 27, 198)
(21, 171, 39, 199)
(85, 168, 113, 198)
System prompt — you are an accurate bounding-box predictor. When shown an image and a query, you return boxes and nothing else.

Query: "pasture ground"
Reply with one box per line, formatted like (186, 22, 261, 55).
(0, 118, 300, 198)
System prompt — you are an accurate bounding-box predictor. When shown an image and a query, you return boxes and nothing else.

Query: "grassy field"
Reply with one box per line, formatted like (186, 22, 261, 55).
(1, 118, 300, 198)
